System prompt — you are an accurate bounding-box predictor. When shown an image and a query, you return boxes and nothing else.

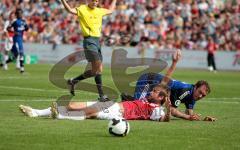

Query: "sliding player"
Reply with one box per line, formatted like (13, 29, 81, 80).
(19, 84, 171, 122)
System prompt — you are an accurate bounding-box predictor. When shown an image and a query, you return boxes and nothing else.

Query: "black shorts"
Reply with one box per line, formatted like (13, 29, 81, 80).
(83, 37, 102, 62)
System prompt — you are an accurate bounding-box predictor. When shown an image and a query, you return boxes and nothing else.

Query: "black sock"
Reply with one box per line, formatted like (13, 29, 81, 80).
(73, 70, 94, 84)
(6, 58, 13, 64)
(20, 56, 24, 68)
(95, 74, 104, 97)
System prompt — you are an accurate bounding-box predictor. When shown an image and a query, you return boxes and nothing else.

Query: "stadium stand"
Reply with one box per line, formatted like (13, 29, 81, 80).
(0, 0, 239, 51)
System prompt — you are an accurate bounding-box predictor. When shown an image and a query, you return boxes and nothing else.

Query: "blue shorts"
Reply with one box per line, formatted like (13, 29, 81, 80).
(83, 37, 102, 62)
(12, 37, 24, 57)
(134, 73, 173, 99)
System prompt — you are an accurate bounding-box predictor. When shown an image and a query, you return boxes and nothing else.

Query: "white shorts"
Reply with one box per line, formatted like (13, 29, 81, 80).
(4, 38, 13, 51)
(86, 101, 123, 120)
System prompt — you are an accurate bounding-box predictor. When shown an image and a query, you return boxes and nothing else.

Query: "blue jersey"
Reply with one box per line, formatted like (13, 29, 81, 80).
(134, 73, 196, 109)
(10, 18, 28, 55)
(11, 18, 28, 39)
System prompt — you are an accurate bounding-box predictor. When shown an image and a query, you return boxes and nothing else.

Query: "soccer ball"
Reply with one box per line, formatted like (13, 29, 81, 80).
(108, 118, 130, 137)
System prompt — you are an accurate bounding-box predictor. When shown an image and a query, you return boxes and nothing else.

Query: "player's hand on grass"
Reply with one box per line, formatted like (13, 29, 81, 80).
(203, 116, 217, 122)
(188, 114, 201, 121)
(172, 49, 182, 63)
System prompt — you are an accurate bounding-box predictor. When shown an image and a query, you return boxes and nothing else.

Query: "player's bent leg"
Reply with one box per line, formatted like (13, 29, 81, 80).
(67, 70, 95, 96)
(92, 60, 109, 101)
(91, 60, 103, 74)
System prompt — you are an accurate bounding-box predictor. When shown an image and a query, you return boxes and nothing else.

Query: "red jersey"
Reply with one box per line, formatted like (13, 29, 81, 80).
(206, 42, 217, 54)
(122, 100, 165, 120)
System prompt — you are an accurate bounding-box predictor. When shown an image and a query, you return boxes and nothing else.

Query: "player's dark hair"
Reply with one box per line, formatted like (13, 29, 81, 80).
(15, 8, 22, 14)
(195, 80, 211, 94)
(15, 8, 23, 19)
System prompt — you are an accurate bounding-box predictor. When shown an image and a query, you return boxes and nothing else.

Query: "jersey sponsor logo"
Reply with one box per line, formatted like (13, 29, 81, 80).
(179, 91, 190, 100)
(175, 100, 181, 106)
(139, 84, 149, 99)
(17, 26, 25, 31)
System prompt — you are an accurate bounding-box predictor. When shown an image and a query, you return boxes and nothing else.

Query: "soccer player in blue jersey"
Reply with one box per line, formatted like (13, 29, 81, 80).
(8, 9, 29, 73)
(121, 50, 210, 121)
(134, 74, 210, 121)
(132, 71, 210, 121)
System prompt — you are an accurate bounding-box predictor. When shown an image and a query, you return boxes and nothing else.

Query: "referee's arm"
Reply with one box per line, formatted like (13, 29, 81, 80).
(60, 0, 77, 15)
(105, 0, 117, 15)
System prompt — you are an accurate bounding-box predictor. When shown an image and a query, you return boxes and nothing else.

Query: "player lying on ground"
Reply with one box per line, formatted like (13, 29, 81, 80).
(123, 67, 211, 121)
(130, 74, 211, 121)
(19, 50, 181, 121)
(120, 49, 211, 120)
(19, 84, 171, 122)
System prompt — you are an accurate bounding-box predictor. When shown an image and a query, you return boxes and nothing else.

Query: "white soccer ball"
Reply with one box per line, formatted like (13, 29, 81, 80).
(108, 118, 130, 137)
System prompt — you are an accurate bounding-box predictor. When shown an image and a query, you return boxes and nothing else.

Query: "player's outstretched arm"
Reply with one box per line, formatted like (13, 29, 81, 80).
(161, 49, 182, 85)
(171, 107, 200, 121)
(105, 0, 117, 15)
(60, 0, 77, 15)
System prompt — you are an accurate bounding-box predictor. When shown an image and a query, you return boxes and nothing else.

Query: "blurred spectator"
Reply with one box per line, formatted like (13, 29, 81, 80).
(0, 0, 239, 52)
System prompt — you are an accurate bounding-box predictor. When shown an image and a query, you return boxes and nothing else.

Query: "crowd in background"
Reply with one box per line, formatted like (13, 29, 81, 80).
(0, 0, 240, 51)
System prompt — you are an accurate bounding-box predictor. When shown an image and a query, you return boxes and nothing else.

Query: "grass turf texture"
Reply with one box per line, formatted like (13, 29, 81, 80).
(0, 64, 240, 150)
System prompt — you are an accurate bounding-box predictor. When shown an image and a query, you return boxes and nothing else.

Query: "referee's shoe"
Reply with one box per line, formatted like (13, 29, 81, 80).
(67, 79, 75, 96)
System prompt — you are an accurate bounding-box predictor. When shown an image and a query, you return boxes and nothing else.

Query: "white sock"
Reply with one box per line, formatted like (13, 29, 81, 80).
(16, 55, 20, 68)
(32, 107, 51, 117)
(57, 113, 86, 121)
(3, 55, 8, 64)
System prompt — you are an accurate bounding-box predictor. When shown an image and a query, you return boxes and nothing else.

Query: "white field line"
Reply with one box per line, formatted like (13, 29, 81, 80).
(206, 98, 240, 100)
(203, 100, 239, 104)
(0, 99, 54, 102)
(0, 85, 66, 93)
(0, 77, 31, 79)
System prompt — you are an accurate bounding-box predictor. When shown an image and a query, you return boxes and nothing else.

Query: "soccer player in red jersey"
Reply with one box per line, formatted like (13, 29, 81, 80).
(19, 84, 171, 122)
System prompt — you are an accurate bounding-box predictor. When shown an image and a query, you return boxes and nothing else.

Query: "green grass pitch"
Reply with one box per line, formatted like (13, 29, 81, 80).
(0, 64, 240, 150)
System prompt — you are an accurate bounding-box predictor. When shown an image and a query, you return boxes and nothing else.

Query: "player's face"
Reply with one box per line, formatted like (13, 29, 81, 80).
(89, 0, 99, 8)
(16, 11, 22, 19)
(149, 88, 164, 103)
(193, 85, 208, 101)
